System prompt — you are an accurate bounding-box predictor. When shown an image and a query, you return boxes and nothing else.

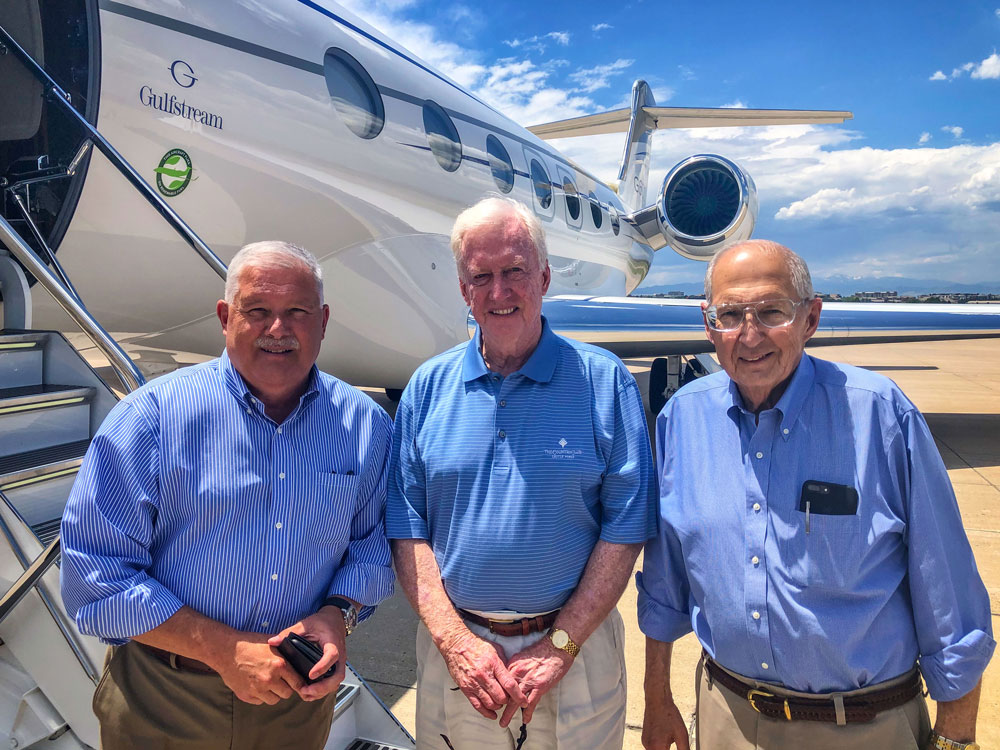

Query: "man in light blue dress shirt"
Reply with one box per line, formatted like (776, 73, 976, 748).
(388, 197, 655, 749)
(60, 242, 394, 750)
(638, 240, 993, 750)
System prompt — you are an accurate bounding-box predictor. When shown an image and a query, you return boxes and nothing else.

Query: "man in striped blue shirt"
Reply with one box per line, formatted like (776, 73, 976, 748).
(60, 242, 394, 750)
(388, 198, 656, 749)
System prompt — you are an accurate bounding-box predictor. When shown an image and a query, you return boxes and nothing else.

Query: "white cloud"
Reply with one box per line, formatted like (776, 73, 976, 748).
(996, 8, 1000, 18)
(721, 99, 748, 109)
(971, 52, 1000, 79)
(505, 31, 570, 53)
(677, 65, 697, 81)
(918, 132, 931, 144)
(592, 23, 612, 32)
(942, 125, 964, 138)
(929, 70, 947, 81)
(568, 58, 634, 93)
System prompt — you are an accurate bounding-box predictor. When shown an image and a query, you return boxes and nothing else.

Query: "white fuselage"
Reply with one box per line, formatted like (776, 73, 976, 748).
(39, 0, 652, 387)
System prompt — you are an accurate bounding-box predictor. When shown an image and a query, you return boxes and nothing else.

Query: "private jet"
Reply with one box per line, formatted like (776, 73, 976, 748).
(1, 1, 999, 748)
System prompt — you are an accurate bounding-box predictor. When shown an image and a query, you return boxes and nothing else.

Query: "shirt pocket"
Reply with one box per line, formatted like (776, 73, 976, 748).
(778, 510, 863, 589)
(303, 473, 360, 548)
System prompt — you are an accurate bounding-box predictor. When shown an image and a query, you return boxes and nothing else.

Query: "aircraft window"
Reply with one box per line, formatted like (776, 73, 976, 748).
(589, 192, 603, 229)
(486, 135, 514, 193)
(323, 49, 384, 139)
(609, 205, 621, 235)
(423, 100, 462, 172)
(563, 179, 580, 221)
(530, 159, 552, 209)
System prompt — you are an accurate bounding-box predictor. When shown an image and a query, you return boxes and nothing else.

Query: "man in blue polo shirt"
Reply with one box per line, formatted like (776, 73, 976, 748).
(388, 197, 655, 749)
(638, 240, 993, 750)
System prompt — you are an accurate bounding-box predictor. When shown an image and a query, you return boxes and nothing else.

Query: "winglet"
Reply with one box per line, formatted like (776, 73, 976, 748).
(616, 80, 658, 211)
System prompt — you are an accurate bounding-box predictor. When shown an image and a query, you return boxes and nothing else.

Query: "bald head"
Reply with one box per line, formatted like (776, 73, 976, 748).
(705, 240, 814, 304)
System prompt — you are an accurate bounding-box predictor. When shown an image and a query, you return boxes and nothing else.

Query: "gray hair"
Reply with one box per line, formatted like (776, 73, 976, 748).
(704, 239, 814, 302)
(450, 196, 548, 269)
(225, 241, 323, 304)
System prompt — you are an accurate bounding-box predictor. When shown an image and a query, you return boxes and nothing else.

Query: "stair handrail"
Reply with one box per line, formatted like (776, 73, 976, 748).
(0, 21, 227, 281)
(0, 214, 145, 392)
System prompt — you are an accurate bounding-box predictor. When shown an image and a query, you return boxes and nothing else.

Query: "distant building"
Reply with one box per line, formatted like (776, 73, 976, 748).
(855, 290, 898, 302)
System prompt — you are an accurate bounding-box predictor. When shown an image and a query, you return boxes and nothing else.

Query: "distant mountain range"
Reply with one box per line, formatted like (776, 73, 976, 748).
(635, 275, 1000, 298)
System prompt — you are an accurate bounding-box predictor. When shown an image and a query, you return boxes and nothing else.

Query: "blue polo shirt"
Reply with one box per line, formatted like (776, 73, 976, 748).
(387, 318, 656, 613)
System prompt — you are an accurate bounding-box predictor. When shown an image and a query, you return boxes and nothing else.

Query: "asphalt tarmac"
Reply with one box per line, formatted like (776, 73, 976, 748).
(352, 337, 1000, 749)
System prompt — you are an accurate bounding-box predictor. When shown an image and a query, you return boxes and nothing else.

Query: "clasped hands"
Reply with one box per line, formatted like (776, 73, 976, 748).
(441, 628, 575, 727)
(210, 608, 347, 706)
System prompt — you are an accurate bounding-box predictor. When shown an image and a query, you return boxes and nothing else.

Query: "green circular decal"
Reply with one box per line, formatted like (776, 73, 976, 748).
(154, 148, 192, 196)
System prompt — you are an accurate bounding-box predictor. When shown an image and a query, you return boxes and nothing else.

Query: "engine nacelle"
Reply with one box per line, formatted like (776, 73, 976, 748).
(656, 154, 757, 261)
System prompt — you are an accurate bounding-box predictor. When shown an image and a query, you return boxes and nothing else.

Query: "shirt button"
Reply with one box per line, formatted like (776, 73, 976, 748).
(271, 573, 278, 581)
(783, 428, 789, 435)
(761, 662, 769, 670)
(246, 408, 252, 415)
(752, 610, 760, 620)
(500, 400, 506, 407)
(261, 621, 269, 628)
(753, 503, 761, 512)
(498, 430, 506, 439)
(275, 522, 282, 529)
(751, 555, 760, 565)
(756, 451, 764, 459)
(277, 427, 283, 435)
(279, 472, 286, 479)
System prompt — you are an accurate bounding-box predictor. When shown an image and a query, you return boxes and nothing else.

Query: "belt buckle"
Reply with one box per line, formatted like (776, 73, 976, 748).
(747, 688, 792, 720)
(486, 617, 511, 634)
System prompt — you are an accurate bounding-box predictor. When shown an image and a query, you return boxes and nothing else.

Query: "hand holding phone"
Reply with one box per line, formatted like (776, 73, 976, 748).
(277, 633, 337, 684)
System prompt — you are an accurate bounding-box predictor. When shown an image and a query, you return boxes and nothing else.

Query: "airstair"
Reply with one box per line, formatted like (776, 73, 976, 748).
(0, 13, 413, 750)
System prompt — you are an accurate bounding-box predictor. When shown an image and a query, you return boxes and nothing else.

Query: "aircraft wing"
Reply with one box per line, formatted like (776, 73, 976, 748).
(528, 106, 853, 140)
(541, 296, 1000, 358)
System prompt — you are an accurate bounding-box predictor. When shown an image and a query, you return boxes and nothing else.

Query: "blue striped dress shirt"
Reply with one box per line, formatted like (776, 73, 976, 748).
(637, 354, 995, 701)
(387, 318, 656, 613)
(61, 351, 394, 644)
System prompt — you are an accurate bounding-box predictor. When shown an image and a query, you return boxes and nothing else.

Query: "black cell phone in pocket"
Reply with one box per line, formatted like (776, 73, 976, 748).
(799, 480, 859, 515)
(277, 633, 337, 684)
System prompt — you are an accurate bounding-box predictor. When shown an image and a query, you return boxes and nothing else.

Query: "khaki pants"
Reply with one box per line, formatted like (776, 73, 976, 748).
(695, 657, 931, 750)
(93, 642, 337, 750)
(414, 610, 627, 750)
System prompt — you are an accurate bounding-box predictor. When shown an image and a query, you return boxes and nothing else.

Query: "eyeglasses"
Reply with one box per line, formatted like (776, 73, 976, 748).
(704, 298, 808, 332)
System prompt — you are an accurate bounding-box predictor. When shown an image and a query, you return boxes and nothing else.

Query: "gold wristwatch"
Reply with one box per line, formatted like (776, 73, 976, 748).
(548, 628, 580, 658)
(928, 731, 980, 750)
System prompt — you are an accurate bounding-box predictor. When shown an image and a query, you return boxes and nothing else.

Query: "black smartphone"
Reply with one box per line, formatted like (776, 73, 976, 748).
(799, 480, 859, 515)
(277, 633, 337, 684)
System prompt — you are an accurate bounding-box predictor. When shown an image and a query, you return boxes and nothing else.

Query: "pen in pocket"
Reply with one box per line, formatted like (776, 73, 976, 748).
(805, 500, 811, 534)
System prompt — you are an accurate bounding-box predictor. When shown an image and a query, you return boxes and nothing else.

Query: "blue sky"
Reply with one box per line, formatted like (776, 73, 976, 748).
(339, 0, 1000, 288)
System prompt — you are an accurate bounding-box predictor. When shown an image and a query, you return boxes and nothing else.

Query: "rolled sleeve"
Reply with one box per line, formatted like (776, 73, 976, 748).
(636, 405, 694, 643)
(60, 402, 183, 644)
(327, 411, 395, 620)
(386, 398, 429, 539)
(598, 379, 656, 544)
(899, 409, 996, 700)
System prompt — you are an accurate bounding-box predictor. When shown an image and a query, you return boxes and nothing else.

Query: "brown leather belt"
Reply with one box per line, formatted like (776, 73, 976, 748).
(459, 609, 558, 637)
(704, 658, 922, 724)
(138, 643, 216, 674)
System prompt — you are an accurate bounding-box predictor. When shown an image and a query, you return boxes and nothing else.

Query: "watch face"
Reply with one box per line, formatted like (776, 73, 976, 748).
(551, 630, 569, 648)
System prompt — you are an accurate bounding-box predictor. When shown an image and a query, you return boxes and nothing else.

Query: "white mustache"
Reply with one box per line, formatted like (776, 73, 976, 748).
(255, 336, 299, 351)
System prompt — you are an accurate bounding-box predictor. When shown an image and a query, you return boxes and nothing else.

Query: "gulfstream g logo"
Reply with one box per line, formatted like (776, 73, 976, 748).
(139, 86, 223, 130)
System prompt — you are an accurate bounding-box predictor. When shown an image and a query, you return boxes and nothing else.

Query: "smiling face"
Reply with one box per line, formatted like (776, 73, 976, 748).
(703, 245, 822, 412)
(457, 213, 550, 374)
(216, 261, 329, 410)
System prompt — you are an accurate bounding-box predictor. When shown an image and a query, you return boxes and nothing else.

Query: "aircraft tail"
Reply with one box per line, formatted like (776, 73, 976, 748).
(615, 80, 658, 212)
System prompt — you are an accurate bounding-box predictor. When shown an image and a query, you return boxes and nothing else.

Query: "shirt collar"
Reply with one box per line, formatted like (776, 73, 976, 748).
(219, 349, 321, 410)
(726, 353, 815, 439)
(462, 316, 559, 384)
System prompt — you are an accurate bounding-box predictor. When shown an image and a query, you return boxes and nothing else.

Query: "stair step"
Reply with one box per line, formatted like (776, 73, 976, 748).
(0, 384, 94, 413)
(0, 331, 48, 346)
(346, 740, 412, 750)
(0, 331, 46, 389)
(333, 683, 359, 721)
(0, 440, 90, 478)
(30, 517, 60, 546)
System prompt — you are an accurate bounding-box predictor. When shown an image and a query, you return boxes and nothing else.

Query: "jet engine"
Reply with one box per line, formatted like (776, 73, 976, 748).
(628, 154, 757, 260)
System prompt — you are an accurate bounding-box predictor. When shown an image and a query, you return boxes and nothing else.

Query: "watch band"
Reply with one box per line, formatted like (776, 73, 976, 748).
(323, 596, 358, 636)
(928, 731, 980, 750)
(548, 628, 581, 658)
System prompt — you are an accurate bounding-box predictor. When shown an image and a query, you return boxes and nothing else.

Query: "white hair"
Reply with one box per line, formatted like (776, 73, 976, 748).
(450, 196, 548, 268)
(705, 239, 814, 302)
(225, 241, 323, 304)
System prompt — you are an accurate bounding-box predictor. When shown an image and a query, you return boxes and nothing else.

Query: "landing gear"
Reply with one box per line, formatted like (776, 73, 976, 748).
(647, 354, 721, 414)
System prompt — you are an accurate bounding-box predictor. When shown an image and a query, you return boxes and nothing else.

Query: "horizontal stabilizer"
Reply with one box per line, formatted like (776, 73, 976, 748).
(528, 106, 853, 140)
